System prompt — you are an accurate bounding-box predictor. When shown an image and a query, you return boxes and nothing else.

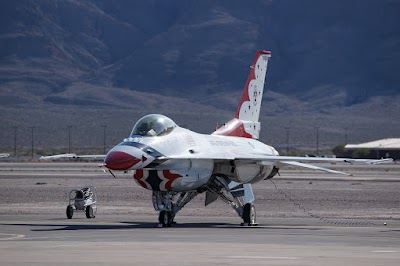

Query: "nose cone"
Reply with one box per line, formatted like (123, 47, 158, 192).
(104, 151, 141, 171)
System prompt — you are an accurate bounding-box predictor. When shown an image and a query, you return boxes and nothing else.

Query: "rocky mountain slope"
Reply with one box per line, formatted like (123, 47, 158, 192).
(0, 0, 399, 153)
(1, 0, 399, 106)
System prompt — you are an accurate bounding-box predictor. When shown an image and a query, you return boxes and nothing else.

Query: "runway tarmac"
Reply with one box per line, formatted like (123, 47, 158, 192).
(0, 162, 399, 265)
(1, 215, 400, 265)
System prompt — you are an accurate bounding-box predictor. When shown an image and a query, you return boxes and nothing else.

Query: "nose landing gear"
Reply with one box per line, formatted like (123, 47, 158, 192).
(158, 210, 174, 227)
(153, 190, 199, 227)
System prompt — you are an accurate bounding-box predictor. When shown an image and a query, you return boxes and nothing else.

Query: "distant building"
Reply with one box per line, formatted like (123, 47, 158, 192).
(344, 138, 400, 159)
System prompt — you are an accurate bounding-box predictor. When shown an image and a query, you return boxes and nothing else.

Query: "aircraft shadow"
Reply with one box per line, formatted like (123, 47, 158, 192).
(1, 220, 324, 232)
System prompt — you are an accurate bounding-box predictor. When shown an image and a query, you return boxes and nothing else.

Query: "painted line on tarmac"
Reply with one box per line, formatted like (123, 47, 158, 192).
(222, 256, 297, 260)
(0, 233, 25, 241)
(371, 250, 398, 253)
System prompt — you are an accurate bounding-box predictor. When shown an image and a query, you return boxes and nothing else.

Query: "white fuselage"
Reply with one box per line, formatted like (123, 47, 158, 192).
(106, 126, 279, 192)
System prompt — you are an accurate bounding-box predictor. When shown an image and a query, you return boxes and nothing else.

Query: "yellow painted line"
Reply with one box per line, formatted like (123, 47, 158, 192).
(0, 233, 25, 241)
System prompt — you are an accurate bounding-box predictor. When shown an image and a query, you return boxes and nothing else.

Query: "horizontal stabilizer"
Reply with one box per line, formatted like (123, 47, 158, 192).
(367, 158, 394, 165)
(279, 161, 352, 176)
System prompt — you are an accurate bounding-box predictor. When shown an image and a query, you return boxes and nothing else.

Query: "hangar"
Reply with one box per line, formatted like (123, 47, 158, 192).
(344, 138, 400, 160)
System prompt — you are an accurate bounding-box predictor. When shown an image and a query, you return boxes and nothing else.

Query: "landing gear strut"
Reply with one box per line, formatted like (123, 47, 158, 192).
(153, 190, 198, 227)
(151, 176, 258, 227)
(206, 176, 258, 226)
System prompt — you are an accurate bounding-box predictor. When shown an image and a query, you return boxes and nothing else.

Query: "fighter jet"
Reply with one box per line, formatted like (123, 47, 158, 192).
(41, 50, 392, 227)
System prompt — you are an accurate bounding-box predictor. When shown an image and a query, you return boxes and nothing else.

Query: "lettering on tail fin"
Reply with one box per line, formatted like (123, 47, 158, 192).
(213, 50, 271, 139)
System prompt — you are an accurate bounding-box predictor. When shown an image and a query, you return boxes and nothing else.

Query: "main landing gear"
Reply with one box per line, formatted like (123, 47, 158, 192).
(206, 176, 258, 226)
(152, 176, 258, 227)
(242, 203, 257, 226)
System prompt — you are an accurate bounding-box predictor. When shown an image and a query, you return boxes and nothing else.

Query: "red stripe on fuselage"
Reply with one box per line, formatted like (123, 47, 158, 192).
(133, 170, 148, 189)
(162, 170, 181, 190)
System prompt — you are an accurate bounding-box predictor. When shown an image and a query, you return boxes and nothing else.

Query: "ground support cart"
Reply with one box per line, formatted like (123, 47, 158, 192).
(66, 187, 97, 219)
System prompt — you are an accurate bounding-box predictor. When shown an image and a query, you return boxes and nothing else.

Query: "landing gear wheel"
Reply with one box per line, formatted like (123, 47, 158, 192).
(85, 206, 95, 219)
(158, 210, 173, 227)
(66, 205, 74, 219)
(242, 203, 257, 226)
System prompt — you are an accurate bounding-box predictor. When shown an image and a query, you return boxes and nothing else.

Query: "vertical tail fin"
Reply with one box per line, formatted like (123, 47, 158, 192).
(213, 50, 271, 139)
(235, 50, 271, 122)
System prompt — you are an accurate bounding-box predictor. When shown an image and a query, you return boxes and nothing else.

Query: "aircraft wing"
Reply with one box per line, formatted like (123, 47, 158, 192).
(160, 152, 392, 164)
(251, 155, 393, 165)
(273, 161, 352, 176)
(39, 154, 106, 160)
(239, 155, 392, 176)
(159, 153, 393, 176)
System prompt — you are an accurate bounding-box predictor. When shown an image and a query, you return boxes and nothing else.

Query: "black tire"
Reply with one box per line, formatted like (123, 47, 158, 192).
(158, 210, 172, 227)
(85, 206, 94, 219)
(242, 203, 256, 225)
(66, 205, 74, 219)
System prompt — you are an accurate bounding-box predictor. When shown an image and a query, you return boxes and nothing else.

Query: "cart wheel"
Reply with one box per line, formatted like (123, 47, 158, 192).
(85, 206, 95, 219)
(66, 205, 74, 219)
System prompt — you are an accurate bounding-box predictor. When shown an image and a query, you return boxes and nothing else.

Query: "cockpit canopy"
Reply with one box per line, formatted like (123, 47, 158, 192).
(130, 114, 177, 137)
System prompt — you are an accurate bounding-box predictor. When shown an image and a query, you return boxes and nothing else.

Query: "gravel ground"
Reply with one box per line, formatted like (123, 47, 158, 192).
(0, 162, 399, 223)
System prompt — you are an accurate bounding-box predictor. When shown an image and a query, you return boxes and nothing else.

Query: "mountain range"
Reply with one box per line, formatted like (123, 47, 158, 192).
(0, 0, 399, 154)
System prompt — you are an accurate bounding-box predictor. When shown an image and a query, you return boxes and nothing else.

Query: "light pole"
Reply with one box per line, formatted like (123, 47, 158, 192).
(315, 126, 320, 156)
(101, 125, 107, 154)
(284, 127, 290, 155)
(67, 126, 72, 153)
(13, 126, 17, 157)
(29, 126, 35, 159)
